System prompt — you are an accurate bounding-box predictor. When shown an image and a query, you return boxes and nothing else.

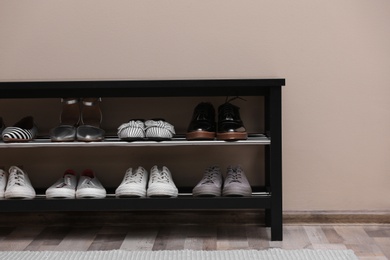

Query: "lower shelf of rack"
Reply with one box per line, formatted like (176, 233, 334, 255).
(0, 194, 272, 212)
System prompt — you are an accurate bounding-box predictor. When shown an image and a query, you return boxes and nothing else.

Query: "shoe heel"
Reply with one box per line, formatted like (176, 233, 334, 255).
(81, 98, 102, 127)
(60, 98, 80, 126)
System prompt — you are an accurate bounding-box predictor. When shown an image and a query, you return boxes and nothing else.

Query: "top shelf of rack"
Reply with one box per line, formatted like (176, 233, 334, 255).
(0, 79, 285, 98)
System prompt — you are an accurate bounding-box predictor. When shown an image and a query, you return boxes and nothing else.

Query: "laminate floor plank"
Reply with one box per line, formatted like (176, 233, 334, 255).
(25, 226, 71, 251)
(88, 233, 127, 251)
(0, 226, 44, 251)
(120, 227, 158, 251)
(160, 226, 187, 250)
(245, 226, 270, 250)
(334, 225, 385, 258)
(54, 227, 100, 251)
(279, 225, 311, 250)
(222, 225, 250, 250)
(183, 226, 206, 250)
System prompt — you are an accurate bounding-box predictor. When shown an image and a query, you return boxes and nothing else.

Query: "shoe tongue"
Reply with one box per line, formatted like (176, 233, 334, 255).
(63, 169, 76, 177)
(81, 169, 95, 178)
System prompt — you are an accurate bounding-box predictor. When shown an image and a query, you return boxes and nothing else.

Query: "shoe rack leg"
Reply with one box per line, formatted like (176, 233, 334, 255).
(265, 86, 283, 241)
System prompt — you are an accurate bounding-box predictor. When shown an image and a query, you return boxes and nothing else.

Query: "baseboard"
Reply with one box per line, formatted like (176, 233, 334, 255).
(0, 210, 389, 227)
(283, 210, 390, 224)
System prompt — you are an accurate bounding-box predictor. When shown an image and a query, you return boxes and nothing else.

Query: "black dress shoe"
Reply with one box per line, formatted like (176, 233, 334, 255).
(186, 102, 216, 140)
(216, 102, 247, 140)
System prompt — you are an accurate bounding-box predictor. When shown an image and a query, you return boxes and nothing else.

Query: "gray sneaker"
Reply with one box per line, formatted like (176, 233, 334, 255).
(192, 166, 222, 197)
(222, 165, 252, 196)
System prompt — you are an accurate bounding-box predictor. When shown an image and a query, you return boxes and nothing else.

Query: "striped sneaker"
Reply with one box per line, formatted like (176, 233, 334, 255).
(0, 117, 5, 139)
(145, 119, 175, 141)
(5, 166, 36, 199)
(222, 165, 252, 197)
(147, 166, 178, 197)
(2, 116, 38, 142)
(46, 169, 77, 199)
(117, 120, 145, 141)
(115, 166, 148, 198)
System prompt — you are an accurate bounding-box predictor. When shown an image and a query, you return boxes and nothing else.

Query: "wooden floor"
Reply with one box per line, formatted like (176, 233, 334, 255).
(0, 223, 389, 259)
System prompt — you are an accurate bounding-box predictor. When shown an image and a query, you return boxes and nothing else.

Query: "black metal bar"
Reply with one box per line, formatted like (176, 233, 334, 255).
(269, 86, 283, 241)
(264, 88, 272, 227)
(0, 196, 272, 212)
(0, 79, 285, 98)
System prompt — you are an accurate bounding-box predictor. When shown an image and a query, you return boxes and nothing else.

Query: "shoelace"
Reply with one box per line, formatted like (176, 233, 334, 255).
(80, 176, 98, 188)
(151, 170, 171, 184)
(8, 171, 25, 187)
(124, 169, 144, 184)
(195, 107, 212, 121)
(226, 167, 243, 184)
(56, 175, 73, 188)
(225, 96, 247, 103)
(201, 167, 220, 184)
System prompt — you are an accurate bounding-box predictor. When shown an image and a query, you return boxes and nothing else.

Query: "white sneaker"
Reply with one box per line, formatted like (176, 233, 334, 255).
(116, 167, 148, 198)
(46, 169, 77, 199)
(5, 166, 36, 199)
(192, 165, 222, 197)
(0, 169, 7, 198)
(222, 165, 252, 196)
(147, 166, 178, 197)
(76, 169, 106, 199)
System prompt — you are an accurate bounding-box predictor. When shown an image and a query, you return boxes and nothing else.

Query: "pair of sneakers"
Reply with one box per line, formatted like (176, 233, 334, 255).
(0, 166, 36, 199)
(115, 166, 178, 198)
(117, 119, 175, 141)
(192, 165, 252, 197)
(45, 169, 106, 199)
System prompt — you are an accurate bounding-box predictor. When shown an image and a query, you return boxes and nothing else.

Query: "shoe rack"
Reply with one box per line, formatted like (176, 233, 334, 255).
(0, 79, 285, 241)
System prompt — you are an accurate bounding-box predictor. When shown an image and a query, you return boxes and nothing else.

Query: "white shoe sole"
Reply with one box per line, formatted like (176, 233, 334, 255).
(116, 186, 146, 198)
(192, 186, 221, 197)
(46, 189, 76, 199)
(76, 188, 106, 199)
(5, 189, 36, 199)
(147, 185, 178, 197)
(222, 187, 252, 197)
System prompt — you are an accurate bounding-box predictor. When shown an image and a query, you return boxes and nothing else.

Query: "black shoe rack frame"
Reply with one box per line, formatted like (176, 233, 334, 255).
(0, 78, 285, 241)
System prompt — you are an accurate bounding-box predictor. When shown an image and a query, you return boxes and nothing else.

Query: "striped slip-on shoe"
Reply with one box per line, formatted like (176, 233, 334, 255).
(117, 119, 146, 141)
(2, 116, 38, 142)
(145, 119, 175, 141)
(0, 117, 5, 140)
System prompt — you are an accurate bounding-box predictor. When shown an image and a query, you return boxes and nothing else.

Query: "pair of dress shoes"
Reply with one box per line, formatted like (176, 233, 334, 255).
(186, 102, 247, 141)
(50, 98, 105, 142)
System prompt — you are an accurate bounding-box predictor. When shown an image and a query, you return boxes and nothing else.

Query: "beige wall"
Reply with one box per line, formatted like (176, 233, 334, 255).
(1, 1, 390, 211)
